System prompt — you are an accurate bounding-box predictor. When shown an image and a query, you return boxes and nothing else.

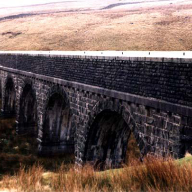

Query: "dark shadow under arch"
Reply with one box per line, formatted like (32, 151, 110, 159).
(4, 77, 16, 115)
(18, 83, 37, 136)
(84, 109, 142, 169)
(41, 88, 72, 154)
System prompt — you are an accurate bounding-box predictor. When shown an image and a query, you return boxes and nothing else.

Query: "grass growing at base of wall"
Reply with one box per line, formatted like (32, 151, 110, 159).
(1, 157, 192, 192)
(0, 116, 74, 177)
(1, 106, 192, 191)
(0, 110, 140, 176)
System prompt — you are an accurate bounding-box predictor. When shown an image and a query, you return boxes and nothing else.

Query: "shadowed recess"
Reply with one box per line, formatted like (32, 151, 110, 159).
(4, 77, 16, 115)
(42, 93, 70, 148)
(84, 110, 141, 169)
(18, 83, 37, 136)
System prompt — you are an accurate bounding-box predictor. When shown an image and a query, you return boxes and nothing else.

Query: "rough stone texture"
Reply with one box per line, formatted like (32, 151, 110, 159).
(1, 75, 16, 117)
(0, 70, 75, 155)
(18, 81, 37, 136)
(0, 54, 192, 107)
(0, 53, 192, 167)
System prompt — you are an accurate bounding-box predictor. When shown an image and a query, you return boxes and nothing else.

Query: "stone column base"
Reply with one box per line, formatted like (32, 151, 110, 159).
(38, 142, 74, 156)
(16, 123, 37, 136)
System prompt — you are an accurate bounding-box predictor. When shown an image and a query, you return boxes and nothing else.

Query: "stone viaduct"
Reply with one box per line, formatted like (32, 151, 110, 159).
(0, 51, 192, 168)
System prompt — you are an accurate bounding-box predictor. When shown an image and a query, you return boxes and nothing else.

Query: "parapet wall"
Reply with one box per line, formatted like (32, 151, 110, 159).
(0, 52, 192, 109)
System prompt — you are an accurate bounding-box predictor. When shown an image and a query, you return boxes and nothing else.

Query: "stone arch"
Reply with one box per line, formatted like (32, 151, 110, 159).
(18, 78, 38, 136)
(3, 75, 16, 116)
(82, 99, 146, 169)
(40, 85, 73, 154)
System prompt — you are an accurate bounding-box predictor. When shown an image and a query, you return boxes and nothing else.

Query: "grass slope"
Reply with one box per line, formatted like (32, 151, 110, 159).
(0, 0, 192, 51)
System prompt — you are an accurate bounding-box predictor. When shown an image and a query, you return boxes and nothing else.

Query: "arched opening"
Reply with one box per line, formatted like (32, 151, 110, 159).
(19, 84, 37, 136)
(4, 77, 16, 115)
(84, 110, 141, 169)
(42, 92, 71, 150)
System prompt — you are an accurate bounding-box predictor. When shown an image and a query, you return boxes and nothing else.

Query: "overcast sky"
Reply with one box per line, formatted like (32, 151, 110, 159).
(0, 0, 68, 8)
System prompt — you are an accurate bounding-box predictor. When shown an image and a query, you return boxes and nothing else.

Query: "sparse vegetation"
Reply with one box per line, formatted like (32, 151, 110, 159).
(1, 154, 192, 191)
(0, 114, 74, 178)
(1, 108, 192, 191)
(0, 0, 192, 51)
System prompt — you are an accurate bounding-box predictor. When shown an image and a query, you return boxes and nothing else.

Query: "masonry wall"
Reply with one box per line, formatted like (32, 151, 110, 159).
(0, 53, 192, 164)
(0, 70, 76, 154)
(0, 54, 192, 108)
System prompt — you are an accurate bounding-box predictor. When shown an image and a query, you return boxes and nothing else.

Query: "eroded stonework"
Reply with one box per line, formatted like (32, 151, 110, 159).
(0, 53, 192, 168)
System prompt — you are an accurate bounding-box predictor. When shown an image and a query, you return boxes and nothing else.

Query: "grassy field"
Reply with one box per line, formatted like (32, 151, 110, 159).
(1, 107, 192, 191)
(0, 0, 192, 51)
(2, 157, 192, 192)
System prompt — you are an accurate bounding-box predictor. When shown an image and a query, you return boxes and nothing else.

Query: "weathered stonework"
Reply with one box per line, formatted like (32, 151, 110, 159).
(0, 52, 192, 168)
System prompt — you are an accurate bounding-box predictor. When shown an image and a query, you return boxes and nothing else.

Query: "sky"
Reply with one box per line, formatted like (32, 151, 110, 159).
(0, 0, 69, 8)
